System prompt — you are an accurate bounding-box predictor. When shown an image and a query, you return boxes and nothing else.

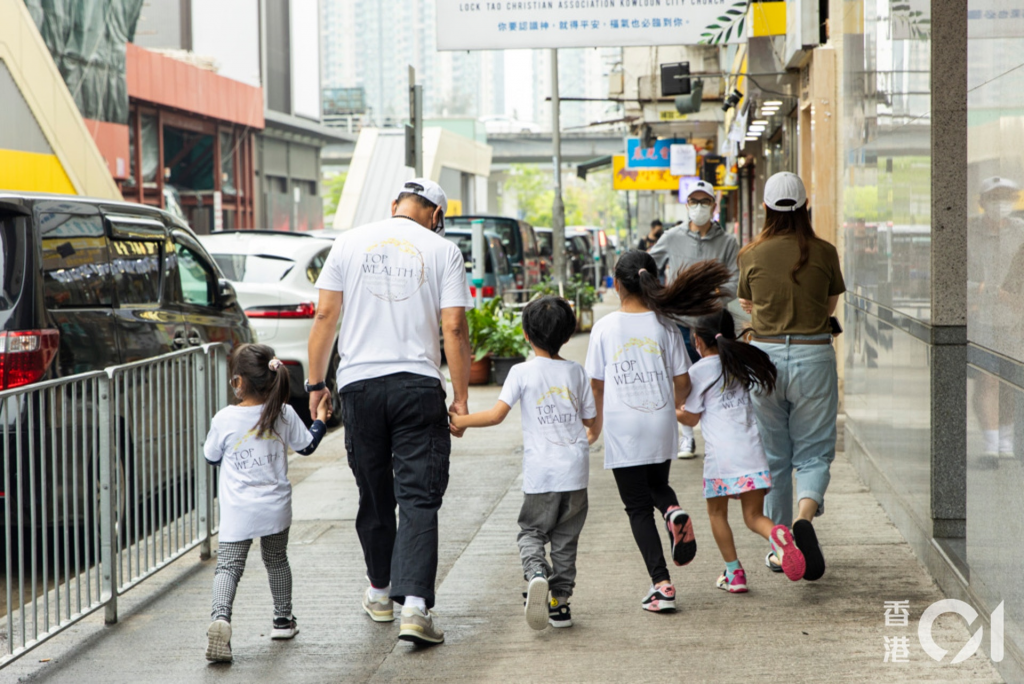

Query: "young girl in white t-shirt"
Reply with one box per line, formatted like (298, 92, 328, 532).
(585, 250, 730, 613)
(203, 343, 331, 663)
(677, 311, 806, 591)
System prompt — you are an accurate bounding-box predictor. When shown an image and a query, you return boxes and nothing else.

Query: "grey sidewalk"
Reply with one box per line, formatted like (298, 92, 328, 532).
(6, 301, 1003, 683)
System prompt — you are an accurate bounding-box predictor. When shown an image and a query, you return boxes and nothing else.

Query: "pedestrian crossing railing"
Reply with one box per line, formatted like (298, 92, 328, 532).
(0, 343, 229, 668)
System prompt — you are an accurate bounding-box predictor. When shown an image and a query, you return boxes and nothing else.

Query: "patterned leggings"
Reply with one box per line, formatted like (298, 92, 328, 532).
(211, 528, 292, 622)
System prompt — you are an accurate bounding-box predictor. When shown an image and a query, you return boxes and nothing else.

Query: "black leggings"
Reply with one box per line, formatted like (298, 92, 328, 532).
(612, 461, 680, 585)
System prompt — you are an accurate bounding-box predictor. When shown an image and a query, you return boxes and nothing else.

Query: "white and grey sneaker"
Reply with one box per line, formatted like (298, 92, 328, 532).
(271, 615, 299, 639)
(677, 436, 697, 459)
(398, 606, 444, 645)
(524, 573, 550, 631)
(205, 619, 233, 662)
(363, 588, 396, 622)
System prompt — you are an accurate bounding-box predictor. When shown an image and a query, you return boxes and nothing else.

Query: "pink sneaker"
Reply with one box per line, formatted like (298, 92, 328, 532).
(716, 568, 749, 593)
(770, 524, 806, 581)
(641, 584, 676, 612)
(665, 507, 697, 566)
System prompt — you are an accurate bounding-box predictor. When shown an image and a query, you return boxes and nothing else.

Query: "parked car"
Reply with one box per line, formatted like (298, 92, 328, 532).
(448, 216, 545, 299)
(198, 230, 342, 426)
(480, 115, 542, 134)
(534, 227, 598, 285)
(570, 225, 614, 283)
(0, 191, 253, 534)
(444, 228, 516, 301)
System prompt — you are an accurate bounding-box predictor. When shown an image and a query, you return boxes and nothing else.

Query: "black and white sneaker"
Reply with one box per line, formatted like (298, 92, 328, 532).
(271, 615, 299, 640)
(548, 599, 573, 628)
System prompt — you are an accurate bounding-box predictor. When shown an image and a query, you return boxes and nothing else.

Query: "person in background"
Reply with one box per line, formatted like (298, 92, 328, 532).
(650, 180, 740, 460)
(306, 178, 472, 646)
(450, 296, 597, 631)
(738, 172, 845, 583)
(638, 219, 664, 251)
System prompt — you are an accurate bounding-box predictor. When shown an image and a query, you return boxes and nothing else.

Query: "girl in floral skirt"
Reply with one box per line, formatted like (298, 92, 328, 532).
(677, 310, 806, 591)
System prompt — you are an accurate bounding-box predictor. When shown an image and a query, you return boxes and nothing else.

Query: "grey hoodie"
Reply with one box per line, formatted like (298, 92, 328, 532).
(648, 222, 739, 325)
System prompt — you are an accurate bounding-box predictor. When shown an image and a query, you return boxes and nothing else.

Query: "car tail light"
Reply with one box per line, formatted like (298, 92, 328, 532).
(0, 329, 60, 390)
(245, 302, 316, 319)
(515, 272, 524, 288)
(469, 286, 496, 298)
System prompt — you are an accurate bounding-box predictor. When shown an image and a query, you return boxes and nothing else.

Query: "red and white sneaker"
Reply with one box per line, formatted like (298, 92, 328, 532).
(641, 584, 676, 612)
(665, 507, 697, 566)
(716, 568, 749, 593)
(770, 524, 806, 581)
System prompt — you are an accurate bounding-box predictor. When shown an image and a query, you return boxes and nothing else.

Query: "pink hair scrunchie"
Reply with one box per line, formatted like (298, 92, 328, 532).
(715, 333, 723, 340)
(268, 357, 283, 371)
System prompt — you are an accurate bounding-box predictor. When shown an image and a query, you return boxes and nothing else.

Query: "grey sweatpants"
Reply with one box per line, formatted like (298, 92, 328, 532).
(517, 489, 588, 598)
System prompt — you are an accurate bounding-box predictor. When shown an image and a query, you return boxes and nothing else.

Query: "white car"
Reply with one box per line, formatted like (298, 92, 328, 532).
(481, 115, 542, 134)
(199, 230, 341, 425)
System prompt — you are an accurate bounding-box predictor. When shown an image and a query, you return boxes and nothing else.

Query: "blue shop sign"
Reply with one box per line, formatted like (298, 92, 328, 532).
(626, 138, 686, 170)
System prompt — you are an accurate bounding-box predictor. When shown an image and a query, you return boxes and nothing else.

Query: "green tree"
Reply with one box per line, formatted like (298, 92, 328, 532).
(502, 164, 626, 234)
(323, 172, 347, 219)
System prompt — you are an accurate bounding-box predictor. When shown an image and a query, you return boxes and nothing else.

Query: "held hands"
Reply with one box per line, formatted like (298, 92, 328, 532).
(308, 388, 329, 418)
(586, 427, 600, 445)
(316, 393, 332, 423)
(676, 407, 686, 424)
(739, 298, 753, 314)
(448, 400, 469, 438)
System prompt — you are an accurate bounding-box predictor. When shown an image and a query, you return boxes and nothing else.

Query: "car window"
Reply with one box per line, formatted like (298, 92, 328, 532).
(307, 248, 330, 284)
(213, 253, 295, 283)
(111, 239, 162, 306)
(39, 213, 114, 309)
(520, 222, 538, 257)
(448, 218, 522, 260)
(0, 215, 25, 311)
(490, 238, 511, 276)
(536, 232, 552, 257)
(445, 233, 494, 274)
(174, 242, 216, 307)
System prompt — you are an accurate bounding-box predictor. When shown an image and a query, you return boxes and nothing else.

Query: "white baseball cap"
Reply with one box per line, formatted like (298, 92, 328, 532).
(980, 176, 1020, 195)
(395, 178, 448, 230)
(764, 172, 807, 212)
(687, 180, 716, 199)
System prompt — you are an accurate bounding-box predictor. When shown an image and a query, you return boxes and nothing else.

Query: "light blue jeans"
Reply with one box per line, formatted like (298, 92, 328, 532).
(751, 336, 838, 529)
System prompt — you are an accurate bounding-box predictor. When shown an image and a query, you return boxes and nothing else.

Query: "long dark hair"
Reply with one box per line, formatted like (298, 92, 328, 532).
(691, 310, 776, 394)
(230, 343, 291, 438)
(739, 205, 817, 284)
(615, 250, 730, 319)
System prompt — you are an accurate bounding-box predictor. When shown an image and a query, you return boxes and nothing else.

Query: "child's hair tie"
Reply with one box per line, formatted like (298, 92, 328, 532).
(268, 357, 283, 371)
(715, 333, 723, 340)
(638, 268, 648, 275)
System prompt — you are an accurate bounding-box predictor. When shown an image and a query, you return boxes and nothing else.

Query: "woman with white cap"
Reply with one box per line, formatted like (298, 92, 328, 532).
(737, 172, 845, 581)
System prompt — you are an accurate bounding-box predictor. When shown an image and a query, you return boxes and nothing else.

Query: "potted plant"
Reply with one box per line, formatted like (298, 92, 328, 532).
(530, 276, 598, 332)
(465, 299, 499, 385)
(483, 308, 531, 385)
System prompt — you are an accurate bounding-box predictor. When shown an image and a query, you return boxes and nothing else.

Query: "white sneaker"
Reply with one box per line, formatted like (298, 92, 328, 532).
(524, 573, 550, 631)
(677, 436, 697, 459)
(205, 619, 233, 662)
(398, 606, 445, 645)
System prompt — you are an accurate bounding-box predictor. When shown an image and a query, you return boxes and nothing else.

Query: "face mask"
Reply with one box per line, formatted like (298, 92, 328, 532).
(689, 204, 712, 226)
(986, 200, 1016, 220)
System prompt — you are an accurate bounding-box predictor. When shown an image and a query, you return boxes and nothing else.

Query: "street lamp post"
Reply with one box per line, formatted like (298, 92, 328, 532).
(550, 48, 566, 286)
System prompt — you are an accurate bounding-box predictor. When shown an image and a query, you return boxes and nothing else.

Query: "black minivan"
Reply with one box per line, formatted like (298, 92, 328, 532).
(0, 192, 253, 536)
(448, 215, 548, 295)
(0, 193, 253, 388)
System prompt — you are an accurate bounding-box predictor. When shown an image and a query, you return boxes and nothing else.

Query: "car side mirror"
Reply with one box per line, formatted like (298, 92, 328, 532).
(217, 278, 237, 308)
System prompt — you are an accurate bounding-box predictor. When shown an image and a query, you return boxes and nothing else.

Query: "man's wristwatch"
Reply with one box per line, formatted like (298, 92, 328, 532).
(304, 379, 326, 393)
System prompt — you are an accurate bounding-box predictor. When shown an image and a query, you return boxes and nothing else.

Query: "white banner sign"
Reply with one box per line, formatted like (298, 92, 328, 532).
(436, 1, 749, 51)
(670, 144, 697, 176)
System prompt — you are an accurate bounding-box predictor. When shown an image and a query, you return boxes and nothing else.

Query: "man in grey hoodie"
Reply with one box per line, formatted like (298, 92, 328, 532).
(649, 179, 739, 458)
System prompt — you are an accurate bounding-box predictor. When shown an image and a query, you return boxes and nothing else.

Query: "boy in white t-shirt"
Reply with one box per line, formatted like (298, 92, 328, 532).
(450, 297, 597, 631)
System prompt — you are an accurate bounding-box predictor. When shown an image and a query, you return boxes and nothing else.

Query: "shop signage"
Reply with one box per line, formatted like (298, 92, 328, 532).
(626, 137, 684, 170)
(435, 1, 749, 51)
(612, 155, 678, 191)
(670, 144, 697, 176)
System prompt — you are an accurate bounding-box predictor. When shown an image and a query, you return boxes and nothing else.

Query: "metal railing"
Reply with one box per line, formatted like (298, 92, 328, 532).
(0, 344, 228, 667)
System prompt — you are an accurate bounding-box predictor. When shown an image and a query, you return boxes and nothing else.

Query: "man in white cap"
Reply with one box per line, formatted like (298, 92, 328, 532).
(306, 178, 472, 646)
(650, 179, 739, 458)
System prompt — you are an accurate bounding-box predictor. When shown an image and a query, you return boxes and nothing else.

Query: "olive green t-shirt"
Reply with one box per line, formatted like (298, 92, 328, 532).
(738, 235, 846, 336)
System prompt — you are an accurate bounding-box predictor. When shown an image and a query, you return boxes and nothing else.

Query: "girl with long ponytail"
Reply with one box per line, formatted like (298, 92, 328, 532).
(677, 310, 805, 592)
(202, 343, 332, 662)
(584, 250, 730, 613)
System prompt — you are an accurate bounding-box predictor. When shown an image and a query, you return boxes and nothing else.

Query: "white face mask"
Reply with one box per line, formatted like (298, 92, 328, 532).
(985, 199, 1016, 220)
(689, 204, 713, 226)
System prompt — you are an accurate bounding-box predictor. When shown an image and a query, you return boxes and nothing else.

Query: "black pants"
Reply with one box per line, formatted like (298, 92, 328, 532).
(612, 461, 679, 585)
(341, 372, 451, 608)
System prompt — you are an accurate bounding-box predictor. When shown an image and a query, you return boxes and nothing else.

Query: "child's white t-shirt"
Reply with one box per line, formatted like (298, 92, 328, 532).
(498, 357, 597, 494)
(203, 403, 313, 542)
(585, 311, 690, 469)
(684, 355, 769, 480)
